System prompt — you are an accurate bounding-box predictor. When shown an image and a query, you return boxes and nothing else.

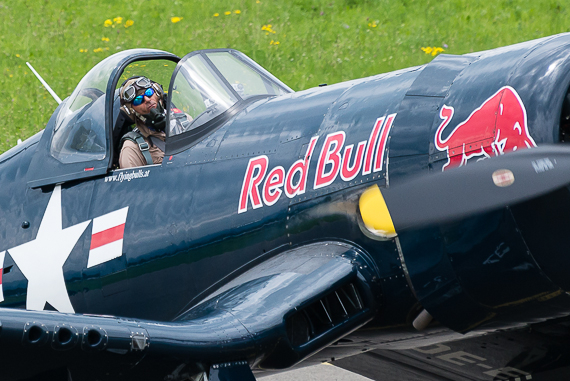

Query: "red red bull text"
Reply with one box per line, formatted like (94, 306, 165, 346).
(238, 114, 396, 213)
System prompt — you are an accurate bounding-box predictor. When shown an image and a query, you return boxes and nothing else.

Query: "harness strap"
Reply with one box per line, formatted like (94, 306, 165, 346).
(150, 136, 166, 152)
(120, 130, 154, 165)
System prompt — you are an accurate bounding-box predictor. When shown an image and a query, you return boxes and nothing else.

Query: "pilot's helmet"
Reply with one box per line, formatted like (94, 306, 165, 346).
(119, 76, 164, 111)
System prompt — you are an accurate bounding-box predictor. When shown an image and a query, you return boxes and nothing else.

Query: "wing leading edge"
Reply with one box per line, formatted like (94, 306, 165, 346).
(0, 241, 380, 381)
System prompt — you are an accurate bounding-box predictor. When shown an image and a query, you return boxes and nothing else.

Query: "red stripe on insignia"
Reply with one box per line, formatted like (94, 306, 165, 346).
(0, 268, 3, 285)
(90, 224, 125, 250)
(84, 167, 94, 171)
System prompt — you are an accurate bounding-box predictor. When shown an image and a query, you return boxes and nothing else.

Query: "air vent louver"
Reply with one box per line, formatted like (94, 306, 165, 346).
(286, 282, 364, 347)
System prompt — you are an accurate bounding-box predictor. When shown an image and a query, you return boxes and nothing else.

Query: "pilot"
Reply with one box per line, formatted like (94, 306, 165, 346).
(117, 76, 167, 169)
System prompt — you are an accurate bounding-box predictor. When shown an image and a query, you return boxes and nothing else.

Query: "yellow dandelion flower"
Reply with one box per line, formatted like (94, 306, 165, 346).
(224, 11, 231, 15)
(102, 37, 110, 42)
(125, 20, 134, 28)
(16, 54, 20, 58)
(234, 10, 241, 14)
(213, 13, 219, 17)
(256, 0, 260, 3)
(9, 74, 12, 78)
(274, 41, 280, 45)
(93, 47, 103, 53)
(262, 24, 276, 34)
(270, 40, 274, 45)
(432, 47, 445, 56)
(113, 17, 123, 24)
(104, 19, 112, 27)
(421, 46, 444, 56)
(171, 16, 183, 23)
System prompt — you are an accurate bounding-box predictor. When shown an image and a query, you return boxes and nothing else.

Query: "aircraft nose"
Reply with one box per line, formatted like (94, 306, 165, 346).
(360, 146, 570, 332)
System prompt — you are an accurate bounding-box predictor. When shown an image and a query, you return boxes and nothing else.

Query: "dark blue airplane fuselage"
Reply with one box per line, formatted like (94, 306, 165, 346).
(2, 34, 570, 340)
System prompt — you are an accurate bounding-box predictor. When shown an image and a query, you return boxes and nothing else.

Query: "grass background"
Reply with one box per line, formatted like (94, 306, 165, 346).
(1, 0, 569, 153)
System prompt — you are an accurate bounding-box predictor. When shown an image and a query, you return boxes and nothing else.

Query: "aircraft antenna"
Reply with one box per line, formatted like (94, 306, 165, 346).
(26, 62, 62, 105)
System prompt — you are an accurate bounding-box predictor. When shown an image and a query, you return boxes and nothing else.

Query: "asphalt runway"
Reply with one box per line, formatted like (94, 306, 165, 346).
(260, 364, 372, 381)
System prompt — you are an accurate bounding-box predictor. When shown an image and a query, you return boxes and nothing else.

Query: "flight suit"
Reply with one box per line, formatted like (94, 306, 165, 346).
(119, 122, 165, 168)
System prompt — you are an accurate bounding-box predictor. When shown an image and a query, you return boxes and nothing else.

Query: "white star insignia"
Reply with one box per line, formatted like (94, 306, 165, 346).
(8, 185, 90, 313)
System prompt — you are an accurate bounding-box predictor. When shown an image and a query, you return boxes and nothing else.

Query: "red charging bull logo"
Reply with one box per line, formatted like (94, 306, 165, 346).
(435, 86, 537, 171)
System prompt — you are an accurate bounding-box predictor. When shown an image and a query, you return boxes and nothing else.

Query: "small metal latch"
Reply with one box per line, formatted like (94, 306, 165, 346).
(131, 333, 148, 351)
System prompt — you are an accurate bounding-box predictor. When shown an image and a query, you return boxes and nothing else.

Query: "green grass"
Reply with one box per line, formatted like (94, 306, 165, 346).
(1, 0, 570, 153)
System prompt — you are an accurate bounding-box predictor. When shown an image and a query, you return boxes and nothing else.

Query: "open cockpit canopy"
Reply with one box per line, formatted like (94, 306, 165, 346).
(166, 49, 292, 152)
(28, 48, 292, 188)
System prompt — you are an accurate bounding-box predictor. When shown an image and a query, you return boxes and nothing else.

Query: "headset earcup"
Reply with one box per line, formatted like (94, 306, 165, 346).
(152, 82, 164, 99)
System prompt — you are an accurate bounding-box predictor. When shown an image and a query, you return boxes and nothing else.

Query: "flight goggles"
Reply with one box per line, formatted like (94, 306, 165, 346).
(131, 88, 155, 106)
(121, 77, 152, 103)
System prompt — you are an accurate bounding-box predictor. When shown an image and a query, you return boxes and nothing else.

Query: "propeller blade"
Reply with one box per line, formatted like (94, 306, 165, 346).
(360, 145, 570, 234)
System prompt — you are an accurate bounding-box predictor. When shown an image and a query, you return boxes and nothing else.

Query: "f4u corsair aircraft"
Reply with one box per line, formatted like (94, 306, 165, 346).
(5, 32, 570, 381)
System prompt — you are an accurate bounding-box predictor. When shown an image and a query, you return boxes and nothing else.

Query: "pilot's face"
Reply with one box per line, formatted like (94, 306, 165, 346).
(131, 90, 159, 115)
